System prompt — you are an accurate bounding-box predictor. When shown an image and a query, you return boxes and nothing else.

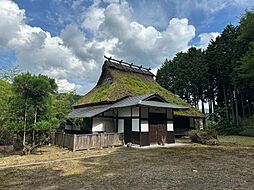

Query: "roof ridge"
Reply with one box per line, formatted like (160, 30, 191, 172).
(104, 55, 152, 72)
(104, 56, 154, 77)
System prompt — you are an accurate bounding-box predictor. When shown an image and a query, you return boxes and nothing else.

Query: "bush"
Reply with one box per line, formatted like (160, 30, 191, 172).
(0, 128, 14, 145)
(207, 118, 242, 135)
(239, 116, 254, 137)
(188, 129, 219, 145)
(206, 113, 254, 137)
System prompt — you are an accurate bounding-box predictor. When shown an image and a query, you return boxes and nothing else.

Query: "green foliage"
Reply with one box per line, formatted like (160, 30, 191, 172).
(238, 10, 254, 42)
(236, 43, 254, 91)
(157, 10, 254, 131)
(206, 114, 254, 137)
(188, 129, 219, 145)
(0, 72, 80, 150)
(157, 47, 207, 107)
(4, 73, 58, 149)
(239, 116, 254, 137)
(0, 80, 14, 145)
(0, 128, 14, 145)
(51, 92, 77, 125)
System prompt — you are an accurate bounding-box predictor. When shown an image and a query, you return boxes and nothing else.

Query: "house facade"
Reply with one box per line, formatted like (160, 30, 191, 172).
(68, 94, 187, 146)
(66, 56, 204, 147)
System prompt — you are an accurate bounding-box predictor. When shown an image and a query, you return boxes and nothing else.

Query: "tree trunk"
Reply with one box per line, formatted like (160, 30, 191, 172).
(212, 93, 216, 113)
(195, 96, 199, 109)
(229, 87, 236, 124)
(209, 99, 213, 114)
(201, 99, 205, 114)
(222, 84, 229, 122)
(23, 98, 28, 147)
(32, 106, 37, 146)
(234, 87, 239, 126)
(247, 99, 251, 116)
(240, 93, 245, 118)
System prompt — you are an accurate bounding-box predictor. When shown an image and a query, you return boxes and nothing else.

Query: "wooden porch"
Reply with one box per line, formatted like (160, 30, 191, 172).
(55, 132, 123, 151)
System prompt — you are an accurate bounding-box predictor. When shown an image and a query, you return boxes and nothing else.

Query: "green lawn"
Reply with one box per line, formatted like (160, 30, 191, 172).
(176, 135, 254, 147)
(0, 136, 254, 190)
(218, 135, 254, 147)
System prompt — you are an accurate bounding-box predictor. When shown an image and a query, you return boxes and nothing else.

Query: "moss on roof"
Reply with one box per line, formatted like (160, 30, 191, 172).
(77, 62, 204, 118)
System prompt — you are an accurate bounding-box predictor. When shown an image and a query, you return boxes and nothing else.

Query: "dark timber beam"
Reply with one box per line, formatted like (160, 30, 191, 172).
(104, 55, 151, 71)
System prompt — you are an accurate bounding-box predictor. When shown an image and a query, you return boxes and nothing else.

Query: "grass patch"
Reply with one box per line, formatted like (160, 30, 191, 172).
(0, 138, 254, 190)
(0, 146, 118, 167)
(177, 135, 254, 147)
(218, 135, 254, 147)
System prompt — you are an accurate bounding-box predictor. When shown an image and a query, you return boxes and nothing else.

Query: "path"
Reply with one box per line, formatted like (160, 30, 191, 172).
(0, 154, 104, 170)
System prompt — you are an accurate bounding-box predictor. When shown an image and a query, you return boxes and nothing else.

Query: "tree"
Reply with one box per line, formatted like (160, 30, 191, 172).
(238, 10, 254, 43)
(6, 73, 58, 154)
(51, 92, 80, 128)
(157, 10, 254, 133)
(157, 47, 208, 113)
(0, 79, 14, 145)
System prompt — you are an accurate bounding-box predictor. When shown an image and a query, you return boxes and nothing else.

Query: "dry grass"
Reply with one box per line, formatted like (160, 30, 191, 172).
(0, 137, 254, 190)
(0, 146, 118, 167)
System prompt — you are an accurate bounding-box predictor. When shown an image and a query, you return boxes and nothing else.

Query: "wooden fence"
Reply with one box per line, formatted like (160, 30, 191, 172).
(55, 132, 123, 151)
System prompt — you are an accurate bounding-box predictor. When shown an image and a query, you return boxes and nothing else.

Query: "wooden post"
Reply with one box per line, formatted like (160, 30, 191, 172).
(73, 134, 76, 152)
(99, 133, 102, 149)
(62, 132, 65, 147)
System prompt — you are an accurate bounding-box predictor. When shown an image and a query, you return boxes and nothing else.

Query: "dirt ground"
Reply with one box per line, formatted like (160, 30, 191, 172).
(0, 136, 254, 190)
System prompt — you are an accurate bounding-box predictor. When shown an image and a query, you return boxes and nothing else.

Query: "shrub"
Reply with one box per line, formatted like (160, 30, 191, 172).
(188, 129, 219, 145)
(0, 127, 14, 145)
(239, 116, 254, 137)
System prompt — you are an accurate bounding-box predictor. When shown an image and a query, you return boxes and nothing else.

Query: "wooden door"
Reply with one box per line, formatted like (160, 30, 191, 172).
(149, 124, 157, 143)
(124, 118, 132, 143)
(149, 113, 167, 144)
(157, 123, 167, 144)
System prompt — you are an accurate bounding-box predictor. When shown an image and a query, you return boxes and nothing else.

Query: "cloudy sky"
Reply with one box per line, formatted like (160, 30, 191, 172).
(0, 0, 253, 94)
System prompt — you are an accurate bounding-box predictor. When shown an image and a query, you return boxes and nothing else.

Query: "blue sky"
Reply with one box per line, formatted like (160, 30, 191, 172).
(0, 0, 253, 94)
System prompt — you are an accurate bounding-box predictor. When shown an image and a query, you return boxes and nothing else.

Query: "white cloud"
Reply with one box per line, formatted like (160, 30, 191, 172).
(198, 32, 220, 49)
(96, 2, 195, 67)
(0, 0, 104, 94)
(56, 79, 81, 92)
(0, 0, 202, 94)
(173, 0, 252, 16)
(81, 1, 105, 32)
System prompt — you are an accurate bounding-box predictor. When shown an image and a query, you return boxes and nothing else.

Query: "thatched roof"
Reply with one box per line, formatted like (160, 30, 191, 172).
(76, 58, 204, 118)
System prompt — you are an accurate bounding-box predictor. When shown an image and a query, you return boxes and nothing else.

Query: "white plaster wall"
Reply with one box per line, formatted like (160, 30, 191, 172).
(92, 117, 115, 132)
(167, 109, 173, 119)
(118, 107, 131, 117)
(118, 119, 124, 133)
(132, 119, 139, 132)
(141, 120, 149, 132)
(132, 107, 139, 117)
(167, 121, 174, 131)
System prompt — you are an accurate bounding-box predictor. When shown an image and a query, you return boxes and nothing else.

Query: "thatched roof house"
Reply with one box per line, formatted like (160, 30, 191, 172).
(76, 57, 203, 118)
(66, 57, 204, 147)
